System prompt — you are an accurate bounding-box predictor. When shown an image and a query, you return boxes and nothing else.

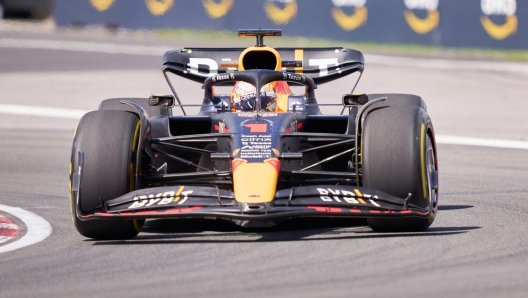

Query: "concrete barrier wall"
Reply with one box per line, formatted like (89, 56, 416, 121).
(55, 0, 527, 49)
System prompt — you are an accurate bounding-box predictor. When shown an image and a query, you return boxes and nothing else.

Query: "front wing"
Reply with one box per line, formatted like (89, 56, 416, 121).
(73, 183, 430, 222)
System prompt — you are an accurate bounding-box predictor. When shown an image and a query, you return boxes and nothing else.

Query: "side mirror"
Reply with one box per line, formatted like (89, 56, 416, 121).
(149, 94, 174, 107)
(342, 93, 368, 106)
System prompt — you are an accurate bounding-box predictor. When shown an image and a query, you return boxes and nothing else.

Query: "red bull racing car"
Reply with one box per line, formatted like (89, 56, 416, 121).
(70, 29, 439, 239)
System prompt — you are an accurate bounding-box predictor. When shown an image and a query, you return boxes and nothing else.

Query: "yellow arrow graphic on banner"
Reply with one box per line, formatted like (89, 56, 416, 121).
(481, 14, 517, 40)
(146, 0, 174, 16)
(203, 0, 233, 19)
(264, 1, 298, 25)
(404, 9, 439, 34)
(332, 6, 368, 31)
(90, 0, 115, 11)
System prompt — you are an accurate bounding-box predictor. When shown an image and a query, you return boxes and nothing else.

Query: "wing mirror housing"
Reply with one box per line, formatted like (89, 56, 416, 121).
(149, 94, 175, 107)
(342, 93, 368, 106)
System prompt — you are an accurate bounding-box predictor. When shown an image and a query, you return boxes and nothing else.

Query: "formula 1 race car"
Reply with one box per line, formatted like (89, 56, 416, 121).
(70, 29, 439, 239)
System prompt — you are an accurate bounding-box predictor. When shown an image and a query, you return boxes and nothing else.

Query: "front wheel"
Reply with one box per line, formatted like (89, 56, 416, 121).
(70, 110, 144, 239)
(362, 105, 438, 232)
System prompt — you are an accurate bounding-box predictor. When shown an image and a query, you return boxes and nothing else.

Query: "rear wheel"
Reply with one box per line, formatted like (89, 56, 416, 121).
(70, 110, 144, 239)
(362, 105, 438, 232)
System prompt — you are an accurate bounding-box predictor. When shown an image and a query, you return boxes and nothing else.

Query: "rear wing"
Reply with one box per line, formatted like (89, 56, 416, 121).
(162, 47, 364, 85)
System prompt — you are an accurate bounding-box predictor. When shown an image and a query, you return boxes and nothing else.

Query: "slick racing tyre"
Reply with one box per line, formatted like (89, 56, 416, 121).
(366, 93, 427, 111)
(98, 98, 172, 117)
(362, 105, 438, 232)
(70, 110, 144, 239)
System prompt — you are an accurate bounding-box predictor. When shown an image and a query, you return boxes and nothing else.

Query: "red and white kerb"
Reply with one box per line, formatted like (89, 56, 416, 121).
(0, 215, 19, 244)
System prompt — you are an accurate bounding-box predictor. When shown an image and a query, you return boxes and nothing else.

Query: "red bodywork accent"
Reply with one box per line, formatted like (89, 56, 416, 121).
(307, 206, 343, 213)
(214, 124, 230, 133)
(273, 81, 293, 95)
(285, 123, 302, 133)
(95, 207, 203, 217)
(231, 159, 247, 172)
(264, 158, 281, 173)
(128, 206, 202, 215)
(243, 123, 268, 133)
(93, 212, 115, 217)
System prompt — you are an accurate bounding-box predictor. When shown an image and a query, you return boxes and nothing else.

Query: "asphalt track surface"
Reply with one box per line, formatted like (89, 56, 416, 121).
(1, 29, 528, 298)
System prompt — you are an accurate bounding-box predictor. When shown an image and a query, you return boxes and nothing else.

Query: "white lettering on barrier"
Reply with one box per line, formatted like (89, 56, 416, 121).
(404, 0, 438, 11)
(332, 0, 367, 7)
(481, 0, 516, 16)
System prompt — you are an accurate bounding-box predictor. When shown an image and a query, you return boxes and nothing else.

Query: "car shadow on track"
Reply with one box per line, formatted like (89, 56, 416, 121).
(438, 205, 474, 210)
(89, 217, 481, 245)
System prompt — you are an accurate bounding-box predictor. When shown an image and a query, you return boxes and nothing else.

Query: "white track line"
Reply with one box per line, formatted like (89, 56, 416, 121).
(365, 54, 528, 74)
(0, 38, 170, 56)
(435, 135, 528, 150)
(0, 236, 13, 244)
(0, 103, 88, 119)
(1, 37, 528, 74)
(1, 103, 528, 150)
(0, 204, 52, 254)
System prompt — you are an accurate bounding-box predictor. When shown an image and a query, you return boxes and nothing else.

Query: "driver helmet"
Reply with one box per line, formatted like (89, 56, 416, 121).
(231, 82, 277, 111)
